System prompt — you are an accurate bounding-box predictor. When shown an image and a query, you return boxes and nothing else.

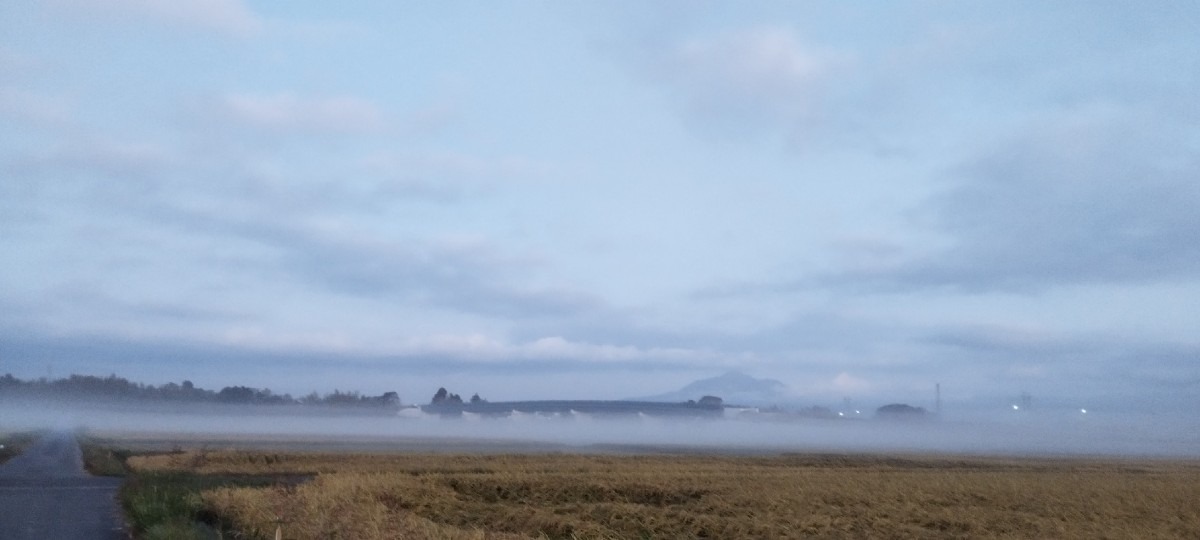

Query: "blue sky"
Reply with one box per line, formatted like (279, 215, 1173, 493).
(2, 1, 1198, 411)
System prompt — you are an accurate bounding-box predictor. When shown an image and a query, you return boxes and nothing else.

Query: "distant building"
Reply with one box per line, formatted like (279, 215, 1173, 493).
(421, 397, 725, 418)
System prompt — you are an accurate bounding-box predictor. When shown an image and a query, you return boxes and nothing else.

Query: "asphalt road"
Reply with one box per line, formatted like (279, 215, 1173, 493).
(0, 432, 126, 539)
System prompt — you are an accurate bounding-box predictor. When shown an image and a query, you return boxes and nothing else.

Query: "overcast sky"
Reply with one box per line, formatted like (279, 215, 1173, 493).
(2, 1, 1198, 411)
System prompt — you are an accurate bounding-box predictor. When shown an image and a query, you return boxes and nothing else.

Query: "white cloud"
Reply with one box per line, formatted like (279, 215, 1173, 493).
(410, 333, 507, 358)
(524, 336, 703, 363)
(783, 371, 876, 400)
(674, 26, 834, 103)
(399, 334, 710, 365)
(831, 372, 873, 394)
(218, 93, 385, 134)
(207, 329, 713, 366)
(51, 0, 262, 35)
(653, 26, 850, 135)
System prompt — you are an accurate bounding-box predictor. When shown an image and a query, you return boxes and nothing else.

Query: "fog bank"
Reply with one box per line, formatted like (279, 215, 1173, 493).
(3, 400, 1197, 458)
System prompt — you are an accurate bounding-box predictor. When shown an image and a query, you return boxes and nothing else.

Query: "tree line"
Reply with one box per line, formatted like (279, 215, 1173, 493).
(0, 373, 400, 408)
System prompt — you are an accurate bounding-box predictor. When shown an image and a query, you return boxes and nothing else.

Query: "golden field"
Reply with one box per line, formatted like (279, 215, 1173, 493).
(122, 449, 1200, 539)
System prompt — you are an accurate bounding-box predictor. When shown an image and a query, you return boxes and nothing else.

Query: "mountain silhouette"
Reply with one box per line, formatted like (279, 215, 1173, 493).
(636, 371, 790, 406)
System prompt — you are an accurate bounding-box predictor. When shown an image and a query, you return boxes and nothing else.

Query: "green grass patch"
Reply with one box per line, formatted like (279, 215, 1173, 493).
(80, 440, 307, 539)
(122, 472, 299, 539)
(81, 442, 136, 476)
(123, 473, 218, 539)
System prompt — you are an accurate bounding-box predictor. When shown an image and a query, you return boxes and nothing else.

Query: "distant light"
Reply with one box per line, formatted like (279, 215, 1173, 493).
(854, 410, 861, 415)
(838, 412, 845, 416)
(1012, 405, 1020, 410)
(1080, 408, 1087, 414)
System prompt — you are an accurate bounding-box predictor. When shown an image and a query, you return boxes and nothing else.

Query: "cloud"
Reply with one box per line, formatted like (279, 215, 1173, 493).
(50, 0, 263, 36)
(514, 300, 927, 389)
(672, 26, 832, 100)
(830, 372, 873, 394)
(648, 26, 850, 141)
(8, 139, 174, 181)
(2, 137, 178, 227)
(102, 194, 598, 322)
(922, 322, 1200, 406)
(398, 334, 709, 365)
(828, 105, 1200, 293)
(1, 106, 577, 323)
(358, 151, 553, 203)
(275, 227, 600, 319)
(215, 93, 386, 135)
(0, 285, 706, 371)
(926, 325, 1094, 358)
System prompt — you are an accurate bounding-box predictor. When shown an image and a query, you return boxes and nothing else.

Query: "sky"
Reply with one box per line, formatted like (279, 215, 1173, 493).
(2, 1, 1198, 412)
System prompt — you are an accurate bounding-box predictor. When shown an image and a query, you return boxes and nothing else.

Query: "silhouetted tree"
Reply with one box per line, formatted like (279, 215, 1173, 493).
(323, 389, 363, 405)
(217, 386, 259, 403)
(0, 373, 382, 408)
(698, 395, 724, 407)
(875, 403, 927, 419)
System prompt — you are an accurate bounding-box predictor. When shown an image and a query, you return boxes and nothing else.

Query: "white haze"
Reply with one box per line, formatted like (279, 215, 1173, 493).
(3, 401, 1198, 458)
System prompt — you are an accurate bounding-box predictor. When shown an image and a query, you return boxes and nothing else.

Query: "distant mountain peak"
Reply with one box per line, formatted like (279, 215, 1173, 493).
(636, 371, 790, 405)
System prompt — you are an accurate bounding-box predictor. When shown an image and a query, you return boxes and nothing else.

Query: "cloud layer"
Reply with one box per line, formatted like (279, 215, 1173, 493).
(50, 0, 263, 35)
(2, 3, 1198, 411)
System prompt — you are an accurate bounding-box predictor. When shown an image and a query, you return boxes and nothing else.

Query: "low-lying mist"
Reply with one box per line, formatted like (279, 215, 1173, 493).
(3, 398, 1197, 458)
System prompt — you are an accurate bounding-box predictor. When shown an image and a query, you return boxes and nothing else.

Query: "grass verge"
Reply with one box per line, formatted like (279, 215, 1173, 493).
(123, 472, 292, 540)
(80, 440, 308, 540)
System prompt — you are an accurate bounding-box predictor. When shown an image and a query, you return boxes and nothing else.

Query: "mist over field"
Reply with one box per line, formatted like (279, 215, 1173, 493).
(4, 397, 1197, 458)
